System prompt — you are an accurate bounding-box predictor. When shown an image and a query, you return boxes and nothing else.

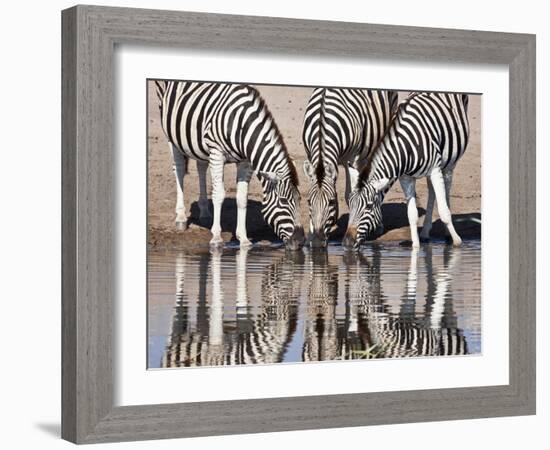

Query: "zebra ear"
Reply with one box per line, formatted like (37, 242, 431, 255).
(257, 171, 281, 189)
(371, 178, 390, 193)
(303, 160, 315, 181)
(325, 164, 337, 182)
(348, 166, 360, 190)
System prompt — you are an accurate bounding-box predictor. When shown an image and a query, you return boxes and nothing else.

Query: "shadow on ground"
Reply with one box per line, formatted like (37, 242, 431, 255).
(149, 199, 277, 250)
(150, 199, 481, 250)
(330, 204, 480, 242)
(188, 199, 277, 241)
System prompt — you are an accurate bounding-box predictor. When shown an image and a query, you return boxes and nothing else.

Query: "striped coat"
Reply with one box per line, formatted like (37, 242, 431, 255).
(302, 88, 398, 246)
(155, 81, 304, 248)
(344, 92, 470, 249)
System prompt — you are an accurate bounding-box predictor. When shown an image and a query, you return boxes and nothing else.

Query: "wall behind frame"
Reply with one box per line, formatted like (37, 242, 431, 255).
(0, 1, 545, 449)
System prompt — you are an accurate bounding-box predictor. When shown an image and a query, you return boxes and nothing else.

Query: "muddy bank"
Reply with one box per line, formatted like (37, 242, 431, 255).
(148, 203, 481, 251)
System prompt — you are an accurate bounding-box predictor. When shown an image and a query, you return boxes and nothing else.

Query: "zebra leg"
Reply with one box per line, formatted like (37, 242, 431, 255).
(209, 247, 224, 353)
(443, 170, 453, 205)
(420, 178, 436, 240)
(430, 167, 462, 247)
(442, 170, 454, 239)
(347, 166, 360, 197)
(209, 151, 226, 247)
(235, 247, 250, 322)
(235, 162, 253, 247)
(401, 246, 419, 316)
(170, 143, 188, 230)
(196, 160, 211, 223)
(429, 246, 460, 330)
(345, 165, 352, 204)
(400, 176, 420, 249)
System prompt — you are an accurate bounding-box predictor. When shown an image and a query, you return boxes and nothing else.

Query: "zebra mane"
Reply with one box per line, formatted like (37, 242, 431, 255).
(315, 89, 328, 186)
(315, 160, 325, 186)
(357, 92, 420, 186)
(357, 155, 374, 187)
(249, 87, 300, 187)
(153, 80, 167, 99)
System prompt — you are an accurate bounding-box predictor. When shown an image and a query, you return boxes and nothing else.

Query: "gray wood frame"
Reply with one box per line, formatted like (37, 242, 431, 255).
(62, 4, 536, 444)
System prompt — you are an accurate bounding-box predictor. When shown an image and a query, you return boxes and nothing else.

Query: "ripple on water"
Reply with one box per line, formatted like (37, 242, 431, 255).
(147, 241, 481, 368)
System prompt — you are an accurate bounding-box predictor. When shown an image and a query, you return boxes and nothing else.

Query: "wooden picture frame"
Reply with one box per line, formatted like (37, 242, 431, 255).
(61, 5, 536, 444)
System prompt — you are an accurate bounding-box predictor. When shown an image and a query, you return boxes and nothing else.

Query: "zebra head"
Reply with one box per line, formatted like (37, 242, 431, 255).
(343, 179, 384, 250)
(303, 160, 338, 248)
(257, 170, 305, 251)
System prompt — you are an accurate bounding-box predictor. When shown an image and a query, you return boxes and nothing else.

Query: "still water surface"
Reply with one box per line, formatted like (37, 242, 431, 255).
(148, 241, 481, 368)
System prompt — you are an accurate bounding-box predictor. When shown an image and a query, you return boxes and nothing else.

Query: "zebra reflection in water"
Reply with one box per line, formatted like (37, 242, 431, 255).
(302, 251, 340, 361)
(162, 248, 302, 367)
(342, 247, 468, 360)
(160, 246, 468, 368)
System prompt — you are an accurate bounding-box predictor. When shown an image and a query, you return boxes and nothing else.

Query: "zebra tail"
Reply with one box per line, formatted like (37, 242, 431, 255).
(154, 80, 167, 99)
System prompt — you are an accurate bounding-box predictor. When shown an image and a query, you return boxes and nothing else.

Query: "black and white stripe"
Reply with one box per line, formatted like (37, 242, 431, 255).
(160, 244, 468, 367)
(302, 88, 398, 247)
(155, 80, 304, 249)
(162, 250, 301, 368)
(302, 248, 468, 361)
(354, 247, 467, 359)
(344, 92, 470, 249)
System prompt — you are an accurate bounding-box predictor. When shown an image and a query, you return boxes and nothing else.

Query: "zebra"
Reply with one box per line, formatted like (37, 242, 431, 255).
(343, 92, 470, 250)
(155, 80, 305, 250)
(159, 246, 468, 367)
(161, 248, 302, 368)
(301, 88, 398, 247)
(301, 247, 468, 361)
(301, 250, 340, 361)
(359, 247, 467, 359)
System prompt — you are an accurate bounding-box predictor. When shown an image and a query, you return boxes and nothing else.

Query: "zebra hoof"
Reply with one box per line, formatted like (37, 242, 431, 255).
(444, 236, 462, 247)
(176, 221, 188, 231)
(239, 239, 253, 248)
(209, 236, 224, 247)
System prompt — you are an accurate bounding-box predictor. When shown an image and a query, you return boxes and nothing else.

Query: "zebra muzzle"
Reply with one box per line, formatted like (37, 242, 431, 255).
(342, 226, 358, 250)
(310, 230, 328, 248)
(285, 226, 305, 251)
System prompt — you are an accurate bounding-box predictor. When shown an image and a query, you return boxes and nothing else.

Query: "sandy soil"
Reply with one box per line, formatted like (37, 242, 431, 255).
(147, 83, 481, 250)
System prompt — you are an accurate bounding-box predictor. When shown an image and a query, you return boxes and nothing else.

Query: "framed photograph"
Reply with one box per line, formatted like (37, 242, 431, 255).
(62, 4, 536, 444)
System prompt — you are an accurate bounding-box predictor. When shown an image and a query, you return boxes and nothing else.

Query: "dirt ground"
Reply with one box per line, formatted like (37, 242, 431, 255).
(147, 83, 481, 250)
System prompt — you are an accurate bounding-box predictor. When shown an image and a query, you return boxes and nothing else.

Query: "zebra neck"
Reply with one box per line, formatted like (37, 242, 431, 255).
(311, 154, 338, 181)
(252, 148, 293, 180)
(367, 138, 402, 193)
(257, 167, 292, 193)
(256, 166, 295, 205)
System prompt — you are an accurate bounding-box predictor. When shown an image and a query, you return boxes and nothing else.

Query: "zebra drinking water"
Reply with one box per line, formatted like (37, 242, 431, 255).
(302, 88, 398, 247)
(155, 81, 305, 250)
(343, 92, 470, 250)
